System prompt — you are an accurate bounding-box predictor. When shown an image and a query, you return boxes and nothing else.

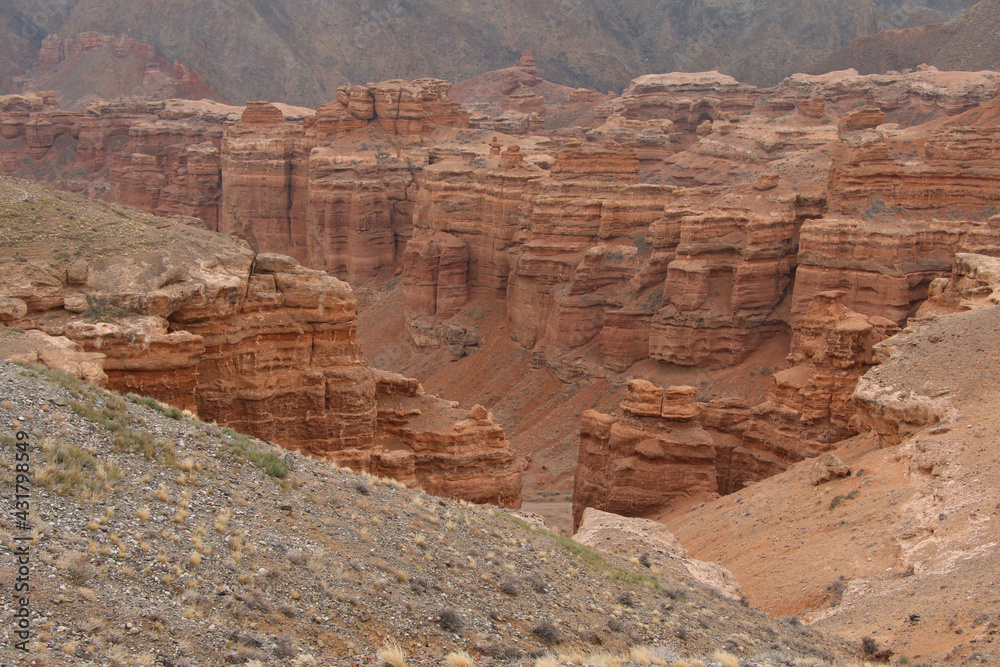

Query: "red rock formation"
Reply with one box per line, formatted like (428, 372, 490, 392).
(368, 79, 470, 137)
(0, 78, 469, 283)
(0, 187, 523, 506)
(372, 372, 525, 506)
(451, 54, 610, 133)
(573, 380, 717, 529)
(770, 68, 1000, 127)
(574, 291, 900, 523)
(737, 291, 899, 485)
(606, 72, 758, 148)
(795, 98, 1000, 323)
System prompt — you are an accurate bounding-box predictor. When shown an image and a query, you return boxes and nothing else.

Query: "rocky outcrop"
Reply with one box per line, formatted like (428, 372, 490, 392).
(795, 99, 1000, 323)
(574, 292, 899, 523)
(737, 291, 899, 485)
(452, 52, 610, 135)
(0, 178, 522, 506)
(770, 68, 1000, 126)
(372, 373, 525, 506)
(916, 252, 1000, 317)
(607, 72, 758, 148)
(0, 93, 242, 232)
(572, 508, 742, 600)
(572, 379, 719, 528)
(0, 79, 470, 283)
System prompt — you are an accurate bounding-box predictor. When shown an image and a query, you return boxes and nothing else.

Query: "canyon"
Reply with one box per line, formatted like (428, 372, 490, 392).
(3, 55, 1000, 662)
(0, 177, 524, 506)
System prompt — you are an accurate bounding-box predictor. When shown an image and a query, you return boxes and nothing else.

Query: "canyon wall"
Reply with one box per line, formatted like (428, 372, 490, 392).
(572, 290, 897, 527)
(3, 68, 1000, 514)
(0, 181, 522, 506)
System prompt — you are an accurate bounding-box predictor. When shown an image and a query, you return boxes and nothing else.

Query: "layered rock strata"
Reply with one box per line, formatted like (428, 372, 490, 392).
(574, 291, 899, 524)
(0, 182, 522, 506)
(737, 291, 899, 485)
(795, 101, 1000, 323)
(573, 379, 742, 529)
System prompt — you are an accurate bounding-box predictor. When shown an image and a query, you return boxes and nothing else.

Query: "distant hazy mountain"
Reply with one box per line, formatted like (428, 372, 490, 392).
(0, 0, 980, 105)
(814, 0, 999, 76)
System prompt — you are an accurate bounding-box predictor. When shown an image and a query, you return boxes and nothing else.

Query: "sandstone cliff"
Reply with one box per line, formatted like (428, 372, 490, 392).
(0, 175, 523, 506)
(4, 69, 1000, 517)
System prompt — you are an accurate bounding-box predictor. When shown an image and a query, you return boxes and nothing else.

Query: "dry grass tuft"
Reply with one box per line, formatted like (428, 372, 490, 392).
(443, 651, 475, 667)
(712, 650, 740, 667)
(377, 641, 407, 667)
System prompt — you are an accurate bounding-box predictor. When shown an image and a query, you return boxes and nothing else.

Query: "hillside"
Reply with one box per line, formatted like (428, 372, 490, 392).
(0, 357, 859, 665)
(0, 0, 978, 105)
(813, 0, 1000, 75)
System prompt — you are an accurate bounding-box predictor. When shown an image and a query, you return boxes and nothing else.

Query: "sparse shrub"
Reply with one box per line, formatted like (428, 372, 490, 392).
(59, 552, 96, 585)
(618, 591, 635, 607)
(629, 646, 670, 667)
(608, 617, 624, 633)
(287, 549, 308, 566)
(438, 607, 464, 633)
(36, 437, 122, 500)
(126, 393, 183, 419)
(499, 578, 519, 596)
(531, 620, 560, 644)
(221, 427, 288, 478)
(665, 587, 687, 601)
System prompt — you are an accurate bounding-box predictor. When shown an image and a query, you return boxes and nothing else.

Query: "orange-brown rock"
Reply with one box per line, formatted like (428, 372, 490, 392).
(737, 291, 899, 486)
(402, 232, 469, 319)
(607, 72, 758, 148)
(573, 381, 717, 530)
(793, 216, 1000, 323)
(368, 79, 470, 137)
(373, 372, 525, 506)
(773, 69, 1000, 127)
(0, 180, 522, 506)
(916, 252, 1000, 317)
(0, 94, 241, 231)
(572, 292, 900, 524)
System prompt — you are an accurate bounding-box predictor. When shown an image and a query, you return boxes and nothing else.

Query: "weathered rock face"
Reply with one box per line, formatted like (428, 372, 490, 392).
(916, 252, 1000, 317)
(0, 79, 471, 284)
(452, 52, 610, 135)
(608, 72, 758, 148)
(0, 179, 522, 506)
(372, 372, 525, 506)
(573, 379, 721, 529)
(573, 292, 901, 523)
(0, 93, 242, 232)
(794, 97, 1000, 323)
(771, 68, 1000, 127)
(737, 291, 899, 486)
